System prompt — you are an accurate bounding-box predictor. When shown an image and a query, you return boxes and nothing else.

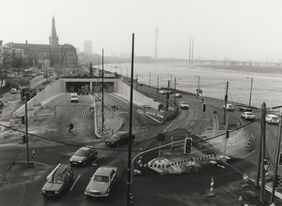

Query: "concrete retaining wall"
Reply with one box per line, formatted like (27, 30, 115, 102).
(13, 79, 64, 117)
(117, 79, 160, 110)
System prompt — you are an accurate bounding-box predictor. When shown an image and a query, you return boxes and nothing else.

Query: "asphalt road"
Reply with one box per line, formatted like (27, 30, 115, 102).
(1, 87, 282, 205)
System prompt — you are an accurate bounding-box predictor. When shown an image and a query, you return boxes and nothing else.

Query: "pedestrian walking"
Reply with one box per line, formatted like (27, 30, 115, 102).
(69, 122, 74, 134)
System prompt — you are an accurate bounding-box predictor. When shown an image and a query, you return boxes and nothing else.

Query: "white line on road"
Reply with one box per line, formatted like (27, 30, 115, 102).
(70, 174, 81, 191)
(195, 111, 198, 119)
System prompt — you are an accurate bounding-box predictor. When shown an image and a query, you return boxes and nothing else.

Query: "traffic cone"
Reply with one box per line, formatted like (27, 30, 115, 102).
(207, 177, 216, 197)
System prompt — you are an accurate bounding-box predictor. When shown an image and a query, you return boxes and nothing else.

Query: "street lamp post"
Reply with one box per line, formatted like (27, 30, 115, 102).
(195, 75, 200, 98)
(247, 77, 253, 107)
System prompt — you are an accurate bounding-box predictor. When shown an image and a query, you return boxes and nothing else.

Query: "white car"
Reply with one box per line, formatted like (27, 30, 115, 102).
(180, 102, 189, 109)
(85, 166, 118, 198)
(175, 93, 182, 98)
(241, 112, 256, 120)
(70, 93, 78, 102)
(265, 114, 280, 124)
(158, 90, 168, 94)
(223, 103, 235, 111)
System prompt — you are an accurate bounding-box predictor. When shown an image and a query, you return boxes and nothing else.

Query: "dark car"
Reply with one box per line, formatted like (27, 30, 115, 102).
(238, 106, 252, 112)
(70, 146, 98, 166)
(41, 164, 74, 197)
(105, 131, 134, 147)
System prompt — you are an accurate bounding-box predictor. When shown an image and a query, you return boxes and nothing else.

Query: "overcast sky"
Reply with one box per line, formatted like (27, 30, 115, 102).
(1, 0, 282, 61)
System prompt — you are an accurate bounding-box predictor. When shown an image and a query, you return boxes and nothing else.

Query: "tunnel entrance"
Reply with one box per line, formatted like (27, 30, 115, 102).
(66, 82, 90, 94)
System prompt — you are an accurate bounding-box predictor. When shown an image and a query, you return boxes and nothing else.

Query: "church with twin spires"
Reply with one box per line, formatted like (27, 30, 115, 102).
(5, 16, 78, 68)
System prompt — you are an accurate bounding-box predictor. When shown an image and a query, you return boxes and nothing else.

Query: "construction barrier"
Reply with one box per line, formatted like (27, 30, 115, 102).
(145, 154, 216, 169)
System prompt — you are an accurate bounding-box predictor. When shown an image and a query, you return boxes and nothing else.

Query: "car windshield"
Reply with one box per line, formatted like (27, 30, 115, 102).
(94, 175, 109, 182)
(272, 117, 279, 121)
(75, 149, 88, 156)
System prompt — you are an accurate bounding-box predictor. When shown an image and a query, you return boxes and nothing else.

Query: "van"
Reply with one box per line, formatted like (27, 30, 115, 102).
(41, 164, 74, 197)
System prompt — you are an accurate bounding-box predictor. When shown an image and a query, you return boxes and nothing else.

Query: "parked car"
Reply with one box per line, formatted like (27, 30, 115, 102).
(105, 131, 134, 147)
(10, 88, 17, 94)
(70, 93, 79, 103)
(223, 103, 235, 111)
(41, 164, 74, 197)
(158, 89, 168, 94)
(180, 101, 189, 109)
(238, 106, 252, 112)
(241, 112, 256, 120)
(175, 93, 182, 98)
(70, 146, 98, 166)
(85, 166, 118, 198)
(265, 114, 280, 124)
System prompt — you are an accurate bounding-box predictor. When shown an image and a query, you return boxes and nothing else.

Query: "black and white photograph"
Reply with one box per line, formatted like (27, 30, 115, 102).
(1, 0, 282, 205)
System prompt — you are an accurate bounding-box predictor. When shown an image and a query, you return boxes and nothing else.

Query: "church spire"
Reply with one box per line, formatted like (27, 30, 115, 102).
(49, 16, 59, 47)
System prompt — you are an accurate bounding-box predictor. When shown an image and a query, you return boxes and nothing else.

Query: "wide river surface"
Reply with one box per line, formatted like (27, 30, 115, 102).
(105, 62, 282, 109)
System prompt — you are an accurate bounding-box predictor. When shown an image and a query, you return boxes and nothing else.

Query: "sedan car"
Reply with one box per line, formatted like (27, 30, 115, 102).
(241, 112, 256, 120)
(175, 93, 182, 98)
(105, 131, 134, 147)
(85, 166, 118, 198)
(70, 146, 98, 166)
(180, 101, 189, 109)
(265, 114, 280, 124)
(223, 103, 235, 111)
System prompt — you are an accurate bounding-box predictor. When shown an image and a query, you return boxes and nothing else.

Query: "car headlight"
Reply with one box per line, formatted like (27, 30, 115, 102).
(42, 190, 46, 194)
(55, 191, 59, 194)
(78, 160, 82, 163)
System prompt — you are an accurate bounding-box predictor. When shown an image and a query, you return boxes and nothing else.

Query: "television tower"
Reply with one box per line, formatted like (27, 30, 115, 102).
(154, 26, 159, 59)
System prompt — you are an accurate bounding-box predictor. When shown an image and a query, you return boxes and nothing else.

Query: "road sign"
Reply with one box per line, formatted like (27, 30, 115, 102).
(184, 138, 192, 154)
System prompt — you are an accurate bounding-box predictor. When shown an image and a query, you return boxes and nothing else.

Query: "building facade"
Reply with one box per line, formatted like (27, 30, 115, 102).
(4, 17, 77, 69)
(83, 40, 93, 55)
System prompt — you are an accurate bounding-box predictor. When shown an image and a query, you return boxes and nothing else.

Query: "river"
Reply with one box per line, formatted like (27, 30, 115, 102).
(105, 62, 282, 109)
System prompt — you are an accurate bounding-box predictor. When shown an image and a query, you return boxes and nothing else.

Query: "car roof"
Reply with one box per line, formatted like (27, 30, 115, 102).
(94, 166, 117, 176)
(244, 112, 253, 114)
(108, 131, 128, 140)
(267, 114, 279, 118)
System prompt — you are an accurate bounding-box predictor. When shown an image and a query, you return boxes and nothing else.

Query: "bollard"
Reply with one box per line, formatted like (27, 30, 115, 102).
(242, 174, 250, 188)
(207, 177, 216, 197)
(238, 195, 243, 206)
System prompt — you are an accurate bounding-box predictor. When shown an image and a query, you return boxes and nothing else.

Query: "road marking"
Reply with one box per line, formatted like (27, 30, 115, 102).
(70, 174, 81, 191)
(195, 111, 198, 119)
(216, 164, 226, 169)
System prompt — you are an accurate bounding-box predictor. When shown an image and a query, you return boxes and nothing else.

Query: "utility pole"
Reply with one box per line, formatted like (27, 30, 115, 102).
(189, 38, 191, 64)
(174, 77, 177, 104)
(195, 75, 200, 98)
(260, 102, 267, 203)
(191, 38, 194, 64)
(271, 112, 282, 203)
(165, 80, 170, 122)
(157, 76, 159, 100)
(248, 77, 253, 107)
(24, 97, 30, 167)
(223, 81, 229, 125)
(101, 49, 104, 132)
(127, 33, 135, 206)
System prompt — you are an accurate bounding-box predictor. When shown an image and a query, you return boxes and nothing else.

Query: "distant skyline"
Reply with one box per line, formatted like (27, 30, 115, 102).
(1, 0, 282, 61)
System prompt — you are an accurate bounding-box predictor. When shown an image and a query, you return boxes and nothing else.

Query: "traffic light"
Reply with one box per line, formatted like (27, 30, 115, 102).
(184, 138, 192, 154)
(203, 103, 206, 112)
(21, 135, 26, 144)
(20, 116, 25, 124)
(129, 193, 135, 205)
(279, 153, 282, 166)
